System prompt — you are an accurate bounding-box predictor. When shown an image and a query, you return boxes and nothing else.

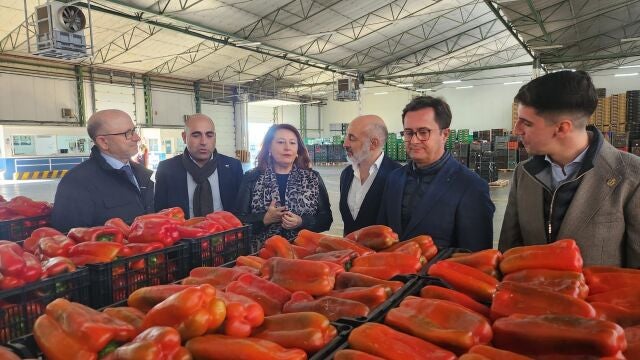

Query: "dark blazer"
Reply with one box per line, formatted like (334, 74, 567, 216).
(339, 155, 401, 235)
(51, 146, 154, 233)
(377, 156, 495, 251)
(154, 151, 243, 218)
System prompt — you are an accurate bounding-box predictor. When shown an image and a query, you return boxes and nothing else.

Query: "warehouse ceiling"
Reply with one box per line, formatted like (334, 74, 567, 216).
(1, 0, 639, 99)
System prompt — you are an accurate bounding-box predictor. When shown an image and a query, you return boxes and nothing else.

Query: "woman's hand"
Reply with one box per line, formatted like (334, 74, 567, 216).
(263, 199, 286, 225)
(281, 211, 302, 230)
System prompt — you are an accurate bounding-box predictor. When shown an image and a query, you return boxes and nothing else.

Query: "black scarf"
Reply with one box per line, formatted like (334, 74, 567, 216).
(181, 148, 218, 216)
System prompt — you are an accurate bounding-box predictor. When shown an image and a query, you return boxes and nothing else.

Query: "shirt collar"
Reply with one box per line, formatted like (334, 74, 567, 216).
(353, 151, 384, 180)
(544, 145, 589, 168)
(100, 152, 130, 169)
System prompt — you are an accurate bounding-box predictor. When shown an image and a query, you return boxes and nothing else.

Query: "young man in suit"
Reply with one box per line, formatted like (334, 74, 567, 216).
(154, 114, 243, 218)
(377, 96, 495, 250)
(340, 115, 401, 235)
(499, 70, 640, 267)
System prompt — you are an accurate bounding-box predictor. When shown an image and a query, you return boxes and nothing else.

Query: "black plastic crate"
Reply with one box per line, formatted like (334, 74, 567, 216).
(0, 268, 90, 344)
(183, 225, 252, 269)
(0, 215, 50, 242)
(88, 242, 189, 308)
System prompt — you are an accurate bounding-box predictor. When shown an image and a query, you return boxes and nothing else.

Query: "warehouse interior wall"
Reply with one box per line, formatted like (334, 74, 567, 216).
(591, 74, 640, 95)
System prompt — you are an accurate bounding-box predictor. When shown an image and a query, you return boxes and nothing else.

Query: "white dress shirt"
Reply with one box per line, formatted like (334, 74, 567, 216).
(348, 152, 384, 219)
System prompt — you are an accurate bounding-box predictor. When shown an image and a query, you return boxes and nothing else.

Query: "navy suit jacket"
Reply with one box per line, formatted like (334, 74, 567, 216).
(339, 155, 401, 236)
(377, 156, 495, 251)
(154, 151, 243, 218)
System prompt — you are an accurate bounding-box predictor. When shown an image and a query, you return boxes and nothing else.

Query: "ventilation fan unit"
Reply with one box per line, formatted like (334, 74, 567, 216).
(335, 78, 359, 101)
(35, 1, 87, 60)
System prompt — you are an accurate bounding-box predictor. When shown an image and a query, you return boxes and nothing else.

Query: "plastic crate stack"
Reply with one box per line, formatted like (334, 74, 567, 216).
(627, 90, 640, 153)
(385, 134, 401, 161)
(610, 93, 627, 133)
(305, 145, 315, 163)
(451, 142, 470, 167)
(493, 136, 518, 170)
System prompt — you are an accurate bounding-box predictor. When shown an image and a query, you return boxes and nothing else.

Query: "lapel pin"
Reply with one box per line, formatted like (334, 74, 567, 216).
(607, 178, 617, 187)
(225, 164, 230, 168)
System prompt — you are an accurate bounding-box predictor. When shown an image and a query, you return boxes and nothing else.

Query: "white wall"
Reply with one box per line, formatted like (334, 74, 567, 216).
(591, 73, 640, 95)
(151, 89, 196, 126)
(248, 104, 275, 124)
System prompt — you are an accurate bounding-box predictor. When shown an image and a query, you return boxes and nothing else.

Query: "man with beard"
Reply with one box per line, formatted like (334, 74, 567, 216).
(340, 115, 401, 235)
(377, 96, 495, 250)
(51, 109, 154, 231)
(154, 114, 243, 218)
(499, 71, 640, 266)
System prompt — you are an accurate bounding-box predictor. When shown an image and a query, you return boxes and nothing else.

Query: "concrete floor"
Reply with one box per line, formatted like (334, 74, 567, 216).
(0, 165, 511, 248)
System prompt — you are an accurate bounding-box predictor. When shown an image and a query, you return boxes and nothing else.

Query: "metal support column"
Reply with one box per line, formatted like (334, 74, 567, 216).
(143, 75, 153, 126)
(194, 81, 201, 113)
(300, 105, 307, 141)
(74, 65, 86, 126)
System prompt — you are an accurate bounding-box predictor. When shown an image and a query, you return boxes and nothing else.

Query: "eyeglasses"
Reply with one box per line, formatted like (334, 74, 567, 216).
(400, 128, 434, 142)
(97, 126, 140, 140)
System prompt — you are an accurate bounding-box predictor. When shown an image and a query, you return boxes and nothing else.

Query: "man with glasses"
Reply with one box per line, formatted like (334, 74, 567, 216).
(154, 114, 243, 218)
(51, 109, 154, 232)
(377, 96, 495, 250)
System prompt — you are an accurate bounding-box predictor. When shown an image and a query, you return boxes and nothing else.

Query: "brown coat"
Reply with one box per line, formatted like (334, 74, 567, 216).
(498, 140, 640, 267)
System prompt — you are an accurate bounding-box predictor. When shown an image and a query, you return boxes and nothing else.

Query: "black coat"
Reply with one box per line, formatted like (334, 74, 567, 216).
(51, 146, 154, 232)
(339, 155, 402, 236)
(154, 151, 243, 218)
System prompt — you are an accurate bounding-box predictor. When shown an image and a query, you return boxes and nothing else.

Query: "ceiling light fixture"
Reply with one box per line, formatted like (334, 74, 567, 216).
(238, 41, 261, 47)
(529, 44, 563, 50)
(416, 88, 432, 91)
(443, 80, 462, 84)
(456, 86, 473, 89)
(621, 37, 640, 43)
(614, 73, 639, 77)
(249, 99, 300, 106)
(618, 64, 640, 69)
(504, 81, 523, 85)
(397, 83, 413, 87)
(374, 92, 389, 95)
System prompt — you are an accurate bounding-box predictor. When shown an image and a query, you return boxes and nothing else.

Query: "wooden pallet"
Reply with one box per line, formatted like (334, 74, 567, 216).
(489, 179, 510, 187)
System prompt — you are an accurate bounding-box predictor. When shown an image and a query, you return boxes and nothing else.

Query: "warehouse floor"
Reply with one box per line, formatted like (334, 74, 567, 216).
(0, 165, 510, 248)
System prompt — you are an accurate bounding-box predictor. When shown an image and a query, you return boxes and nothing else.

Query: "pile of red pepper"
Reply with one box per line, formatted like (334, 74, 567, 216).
(0, 196, 52, 221)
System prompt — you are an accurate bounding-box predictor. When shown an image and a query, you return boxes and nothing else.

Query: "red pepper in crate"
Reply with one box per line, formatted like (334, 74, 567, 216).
(419, 285, 491, 319)
(428, 261, 498, 303)
(182, 266, 257, 288)
(491, 281, 596, 320)
(583, 266, 640, 294)
(128, 285, 194, 313)
(444, 249, 502, 277)
(68, 226, 125, 243)
(328, 285, 392, 310)
(348, 322, 456, 360)
(587, 286, 640, 309)
(37, 235, 76, 259)
(3, 196, 52, 217)
(226, 273, 292, 316)
(33, 298, 137, 360)
(24, 227, 63, 253)
(492, 314, 626, 357)
(259, 235, 297, 259)
(465, 345, 534, 360)
(500, 238, 583, 275)
(142, 284, 226, 340)
(217, 291, 264, 337)
(119, 242, 165, 269)
(128, 217, 182, 246)
(156, 207, 185, 221)
(102, 307, 145, 334)
(317, 236, 375, 256)
(236, 255, 267, 270)
(261, 257, 336, 296)
(207, 211, 242, 229)
(283, 291, 370, 321)
(186, 335, 307, 360)
(624, 325, 640, 360)
(105, 218, 131, 238)
(385, 296, 493, 354)
(380, 241, 422, 259)
(334, 350, 385, 360)
(591, 302, 640, 328)
(0, 243, 42, 289)
(175, 225, 207, 239)
(304, 249, 357, 268)
(0, 346, 19, 360)
(345, 225, 399, 251)
(502, 268, 589, 299)
(335, 272, 404, 292)
(251, 312, 337, 353)
(293, 229, 334, 251)
(387, 235, 438, 260)
(191, 220, 224, 235)
(106, 326, 191, 360)
(42, 256, 77, 278)
(350, 252, 423, 280)
(68, 241, 122, 265)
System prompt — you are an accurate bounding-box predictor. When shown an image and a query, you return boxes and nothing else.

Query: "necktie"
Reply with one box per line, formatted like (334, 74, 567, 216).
(121, 164, 138, 188)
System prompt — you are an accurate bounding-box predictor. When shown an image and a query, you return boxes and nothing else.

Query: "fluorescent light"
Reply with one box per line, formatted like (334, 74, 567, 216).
(416, 88, 432, 91)
(504, 81, 523, 85)
(456, 86, 473, 89)
(249, 99, 300, 106)
(443, 80, 461, 84)
(614, 73, 639, 77)
(238, 41, 261, 47)
(374, 92, 388, 95)
(621, 37, 640, 43)
(312, 91, 327, 95)
(303, 100, 322, 104)
(618, 64, 640, 69)
(397, 83, 413, 87)
(530, 44, 563, 50)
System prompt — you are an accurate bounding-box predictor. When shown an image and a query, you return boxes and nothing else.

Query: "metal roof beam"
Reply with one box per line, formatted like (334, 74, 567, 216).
(483, 0, 536, 59)
(148, 41, 226, 74)
(525, 0, 551, 43)
(0, 13, 36, 53)
(84, 23, 162, 65)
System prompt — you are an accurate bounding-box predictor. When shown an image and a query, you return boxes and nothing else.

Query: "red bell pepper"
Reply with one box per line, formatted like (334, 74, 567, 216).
(492, 314, 626, 357)
(465, 345, 533, 360)
(105, 218, 131, 238)
(141, 284, 226, 340)
(500, 238, 583, 275)
(217, 291, 265, 337)
(491, 281, 596, 320)
(420, 285, 491, 319)
(128, 217, 182, 246)
(128, 285, 194, 313)
(283, 291, 370, 321)
(317, 236, 375, 256)
(592, 301, 640, 328)
(37, 235, 76, 259)
(0, 346, 19, 360)
(583, 266, 640, 295)
(624, 325, 640, 360)
(102, 307, 145, 335)
(68, 226, 125, 243)
(304, 249, 357, 268)
(261, 257, 336, 296)
(68, 241, 122, 265)
(42, 256, 77, 278)
(191, 220, 224, 235)
(157, 207, 185, 221)
(334, 350, 385, 360)
(428, 261, 498, 303)
(236, 255, 267, 270)
(348, 322, 456, 360)
(385, 296, 492, 354)
(380, 241, 422, 260)
(345, 225, 399, 251)
(175, 225, 207, 239)
(293, 229, 336, 251)
(335, 272, 404, 293)
(183, 216, 205, 227)
(502, 268, 589, 299)
(106, 326, 191, 360)
(258, 235, 297, 259)
(251, 312, 337, 353)
(0, 243, 42, 289)
(226, 273, 292, 316)
(328, 285, 391, 310)
(444, 249, 502, 277)
(24, 227, 63, 253)
(587, 286, 640, 310)
(207, 211, 242, 228)
(182, 266, 257, 289)
(2, 196, 52, 217)
(350, 252, 423, 280)
(186, 335, 307, 360)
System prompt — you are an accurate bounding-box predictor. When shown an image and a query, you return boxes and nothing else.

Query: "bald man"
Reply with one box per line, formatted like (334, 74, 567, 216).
(154, 114, 243, 218)
(340, 115, 401, 235)
(51, 109, 154, 231)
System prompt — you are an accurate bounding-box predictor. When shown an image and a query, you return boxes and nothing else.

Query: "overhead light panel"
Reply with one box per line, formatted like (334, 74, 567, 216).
(621, 37, 640, 43)
(618, 64, 640, 69)
(530, 44, 563, 50)
(443, 80, 461, 84)
(416, 88, 432, 92)
(456, 86, 473, 89)
(397, 83, 413, 87)
(249, 99, 300, 107)
(374, 92, 388, 95)
(614, 73, 639, 77)
(238, 41, 262, 47)
(504, 81, 523, 85)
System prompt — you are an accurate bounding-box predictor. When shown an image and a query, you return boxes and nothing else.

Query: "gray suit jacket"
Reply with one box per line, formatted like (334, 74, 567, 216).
(498, 140, 640, 267)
